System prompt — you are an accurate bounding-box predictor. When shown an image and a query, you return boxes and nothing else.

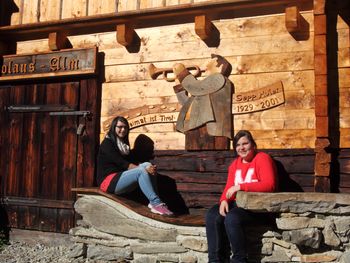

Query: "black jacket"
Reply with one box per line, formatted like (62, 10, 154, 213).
(96, 138, 131, 193)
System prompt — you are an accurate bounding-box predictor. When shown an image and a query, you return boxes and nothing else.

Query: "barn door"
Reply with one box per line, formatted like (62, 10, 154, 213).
(0, 79, 99, 233)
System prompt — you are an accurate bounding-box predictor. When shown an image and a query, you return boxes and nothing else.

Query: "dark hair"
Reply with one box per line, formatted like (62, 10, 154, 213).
(107, 116, 130, 146)
(233, 130, 257, 150)
(211, 54, 232, 77)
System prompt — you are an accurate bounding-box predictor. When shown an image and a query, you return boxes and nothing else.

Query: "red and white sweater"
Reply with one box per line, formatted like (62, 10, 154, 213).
(220, 152, 277, 203)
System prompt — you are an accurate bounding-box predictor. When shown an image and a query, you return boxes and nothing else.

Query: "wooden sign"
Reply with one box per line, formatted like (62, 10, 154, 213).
(103, 103, 181, 131)
(103, 81, 285, 131)
(0, 47, 97, 81)
(232, 81, 285, 114)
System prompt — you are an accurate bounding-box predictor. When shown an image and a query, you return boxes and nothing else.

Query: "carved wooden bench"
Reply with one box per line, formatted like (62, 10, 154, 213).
(72, 187, 205, 226)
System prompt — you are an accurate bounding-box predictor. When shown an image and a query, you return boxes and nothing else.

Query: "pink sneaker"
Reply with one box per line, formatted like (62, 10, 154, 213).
(148, 203, 174, 216)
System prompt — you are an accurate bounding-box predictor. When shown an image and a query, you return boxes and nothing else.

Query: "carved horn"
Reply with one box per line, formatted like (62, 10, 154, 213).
(149, 63, 171, 80)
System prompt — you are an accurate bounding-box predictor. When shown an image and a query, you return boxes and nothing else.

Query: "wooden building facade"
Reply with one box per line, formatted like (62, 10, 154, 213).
(0, 0, 349, 233)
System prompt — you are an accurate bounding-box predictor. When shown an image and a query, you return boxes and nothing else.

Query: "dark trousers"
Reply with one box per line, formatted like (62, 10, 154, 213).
(205, 203, 255, 263)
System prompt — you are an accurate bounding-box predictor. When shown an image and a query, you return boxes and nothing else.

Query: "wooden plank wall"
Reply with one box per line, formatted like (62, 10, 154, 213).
(15, 9, 318, 150)
(4, 1, 350, 191)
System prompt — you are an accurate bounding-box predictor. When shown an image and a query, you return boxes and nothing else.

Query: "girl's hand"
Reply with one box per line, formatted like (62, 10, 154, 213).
(146, 165, 157, 175)
(225, 185, 241, 199)
(219, 200, 229, 216)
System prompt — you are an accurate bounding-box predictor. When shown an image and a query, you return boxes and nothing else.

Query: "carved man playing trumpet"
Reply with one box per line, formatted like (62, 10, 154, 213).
(172, 54, 233, 146)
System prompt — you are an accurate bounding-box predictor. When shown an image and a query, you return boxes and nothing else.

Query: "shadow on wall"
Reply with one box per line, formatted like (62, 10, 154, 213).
(124, 134, 189, 215)
(0, 0, 19, 26)
(0, 202, 10, 246)
(274, 159, 304, 192)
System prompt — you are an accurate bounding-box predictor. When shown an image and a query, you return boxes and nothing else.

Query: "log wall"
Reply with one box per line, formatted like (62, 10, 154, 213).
(14, 7, 319, 150)
(2, 0, 350, 192)
(6, 0, 350, 149)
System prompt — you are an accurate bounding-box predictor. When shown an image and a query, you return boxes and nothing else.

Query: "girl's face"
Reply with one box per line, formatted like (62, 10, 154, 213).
(115, 120, 128, 139)
(236, 136, 256, 163)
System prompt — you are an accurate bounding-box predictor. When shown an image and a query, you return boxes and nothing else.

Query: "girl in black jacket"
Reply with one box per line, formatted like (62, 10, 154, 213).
(96, 116, 173, 216)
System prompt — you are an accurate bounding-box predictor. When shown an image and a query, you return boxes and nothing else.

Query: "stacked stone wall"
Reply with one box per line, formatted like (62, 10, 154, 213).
(69, 193, 350, 263)
(237, 192, 350, 263)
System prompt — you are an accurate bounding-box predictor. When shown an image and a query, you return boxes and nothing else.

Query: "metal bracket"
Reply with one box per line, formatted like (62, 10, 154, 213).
(49, 111, 91, 118)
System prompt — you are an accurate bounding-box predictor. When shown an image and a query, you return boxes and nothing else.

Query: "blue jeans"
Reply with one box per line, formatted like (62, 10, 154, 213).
(114, 162, 162, 206)
(205, 203, 255, 263)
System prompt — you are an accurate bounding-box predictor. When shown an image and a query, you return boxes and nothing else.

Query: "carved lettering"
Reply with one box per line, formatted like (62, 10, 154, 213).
(68, 59, 79, 70)
(0, 48, 96, 81)
(1, 65, 7, 74)
(50, 56, 61, 71)
(29, 61, 35, 72)
(232, 82, 285, 114)
(20, 64, 27, 73)
(0, 60, 36, 75)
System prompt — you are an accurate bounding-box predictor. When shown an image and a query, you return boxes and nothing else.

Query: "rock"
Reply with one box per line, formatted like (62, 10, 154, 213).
(134, 256, 157, 263)
(157, 254, 179, 262)
(67, 242, 86, 258)
(333, 217, 350, 234)
(299, 250, 342, 262)
(86, 244, 132, 261)
(179, 255, 197, 263)
(323, 220, 341, 247)
(261, 249, 291, 262)
(262, 231, 282, 238)
(236, 192, 350, 214)
(276, 217, 324, 230)
(339, 251, 350, 263)
(282, 228, 322, 249)
(131, 242, 187, 254)
(177, 236, 208, 252)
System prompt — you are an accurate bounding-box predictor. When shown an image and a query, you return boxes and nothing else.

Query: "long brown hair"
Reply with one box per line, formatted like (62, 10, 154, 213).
(107, 116, 130, 146)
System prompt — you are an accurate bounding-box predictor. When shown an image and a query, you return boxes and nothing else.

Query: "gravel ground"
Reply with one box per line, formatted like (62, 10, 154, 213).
(0, 241, 116, 263)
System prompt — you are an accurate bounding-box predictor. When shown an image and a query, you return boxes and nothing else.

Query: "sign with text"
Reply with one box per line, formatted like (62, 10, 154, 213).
(0, 47, 97, 81)
(103, 81, 285, 131)
(103, 103, 181, 131)
(232, 81, 285, 114)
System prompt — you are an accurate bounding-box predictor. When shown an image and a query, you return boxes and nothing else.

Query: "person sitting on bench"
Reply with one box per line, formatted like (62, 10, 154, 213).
(205, 130, 277, 263)
(96, 116, 173, 216)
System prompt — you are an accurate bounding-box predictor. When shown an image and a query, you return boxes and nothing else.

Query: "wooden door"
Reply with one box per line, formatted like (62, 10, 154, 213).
(0, 79, 100, 233)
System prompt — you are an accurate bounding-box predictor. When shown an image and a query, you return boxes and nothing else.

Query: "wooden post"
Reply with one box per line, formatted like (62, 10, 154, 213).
(116, 23, 135, 47)
(285, 5, 301, 33)
(48, 32, 72, 51)
(195, 15, 212, 41)
(313, 0, 330, 192)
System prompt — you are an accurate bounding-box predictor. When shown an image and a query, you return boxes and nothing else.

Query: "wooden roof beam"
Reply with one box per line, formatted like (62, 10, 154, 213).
(285, 5, 301, 33)
(195, 15, 213, 41)
(116, 23, 137, 47)
(48, 31, 72, 51)
(0, 0, 313, 42)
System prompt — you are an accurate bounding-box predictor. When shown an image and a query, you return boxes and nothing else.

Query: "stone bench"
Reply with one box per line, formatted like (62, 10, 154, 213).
(69, 191, 350, 263)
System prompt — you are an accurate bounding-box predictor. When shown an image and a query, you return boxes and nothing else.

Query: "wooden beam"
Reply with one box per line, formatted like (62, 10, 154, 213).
(314, 14, 327, 35)
(0, 0, 313, 42)
(313, 0, 326, 15)
(314, 176, 330, 192)
(316, 116, 329, 137)
(195, 15, 212, 40)
(285, 5, 301, 33)
(0, 41, 7, 55)
(48, 32, 71, 51)
(315, 95, 328, 117)
(116, 23, 135, 46)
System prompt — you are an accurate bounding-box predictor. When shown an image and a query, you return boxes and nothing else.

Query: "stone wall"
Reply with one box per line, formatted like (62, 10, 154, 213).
(69, 192, 350, 263)
(70, 195, 208, 263)
(236, 192, 350, 263)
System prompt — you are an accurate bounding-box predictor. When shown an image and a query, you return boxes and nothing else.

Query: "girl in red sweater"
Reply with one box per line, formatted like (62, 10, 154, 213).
(206, 130, 277, 263)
